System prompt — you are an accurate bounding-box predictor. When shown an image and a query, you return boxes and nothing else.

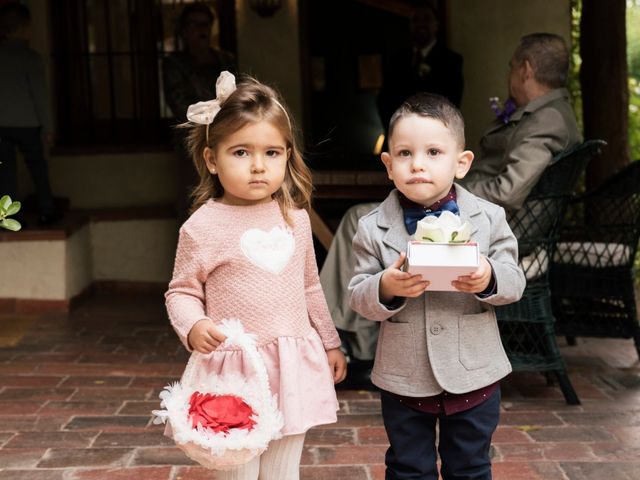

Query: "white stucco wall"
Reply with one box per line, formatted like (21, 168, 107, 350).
(91, 219, 178, 283)
(65, 225, 93, 298)
(235, 0, 303, 123)
(0, 225, 92, 300)
(449, 0, 573, 151)
(0, 220, 175, 301)
(17, 152, 178, 209)
(0, 239, 66, 299)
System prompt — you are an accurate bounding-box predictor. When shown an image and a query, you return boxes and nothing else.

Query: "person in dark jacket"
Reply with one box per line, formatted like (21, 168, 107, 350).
(0, 3, 61, 226)
(377, 4, 464, 131)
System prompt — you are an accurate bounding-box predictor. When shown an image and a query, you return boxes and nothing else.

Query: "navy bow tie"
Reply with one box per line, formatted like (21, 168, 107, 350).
(403, 199, 460, 235)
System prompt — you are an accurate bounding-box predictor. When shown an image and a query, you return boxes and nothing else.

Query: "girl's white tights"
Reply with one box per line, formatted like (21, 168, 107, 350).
(215, 433, 306, 480)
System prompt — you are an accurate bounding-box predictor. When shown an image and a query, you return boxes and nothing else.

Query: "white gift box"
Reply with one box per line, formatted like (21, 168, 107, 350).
(404, 241, 480, 291)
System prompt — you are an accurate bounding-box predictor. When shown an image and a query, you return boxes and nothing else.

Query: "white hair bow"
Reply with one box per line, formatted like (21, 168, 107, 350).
(186, 71, 237, 126)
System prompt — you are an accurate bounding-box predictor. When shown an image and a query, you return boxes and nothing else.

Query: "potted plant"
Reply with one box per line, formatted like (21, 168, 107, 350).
(0, 195, 22, 231)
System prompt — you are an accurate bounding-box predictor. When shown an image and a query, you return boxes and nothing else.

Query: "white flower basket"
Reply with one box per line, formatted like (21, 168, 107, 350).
(152, 319, 284, 470)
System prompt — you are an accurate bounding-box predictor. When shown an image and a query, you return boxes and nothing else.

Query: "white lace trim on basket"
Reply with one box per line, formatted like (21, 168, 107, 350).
(152, 319, 284, 456)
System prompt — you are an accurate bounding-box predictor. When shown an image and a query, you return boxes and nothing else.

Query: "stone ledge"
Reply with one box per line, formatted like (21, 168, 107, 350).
(0, 207, 175, 243)
(0, 212, 88, 242)
(0, 210, 177, 313)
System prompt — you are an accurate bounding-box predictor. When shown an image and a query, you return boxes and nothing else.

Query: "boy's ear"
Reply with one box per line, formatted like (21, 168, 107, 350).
(454, 150, 474, 180)
(381, 152, 393, 180)
(203, 147, 216, 174)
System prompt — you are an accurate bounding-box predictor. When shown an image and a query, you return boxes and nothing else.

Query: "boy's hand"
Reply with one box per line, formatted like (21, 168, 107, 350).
(187, 319, 227, 354)
(452, 256, 493, 293)
(379, 252, 430, 304)
(326, 348, 347, 384)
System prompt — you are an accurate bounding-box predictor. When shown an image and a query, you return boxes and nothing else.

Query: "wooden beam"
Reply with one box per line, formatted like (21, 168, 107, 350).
(309, 207, 334, 251)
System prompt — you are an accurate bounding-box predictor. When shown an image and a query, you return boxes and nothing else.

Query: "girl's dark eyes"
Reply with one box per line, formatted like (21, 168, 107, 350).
(398, 150, 411, 157)
(428, 148, 440, 156)
(232, 149, 282, 157)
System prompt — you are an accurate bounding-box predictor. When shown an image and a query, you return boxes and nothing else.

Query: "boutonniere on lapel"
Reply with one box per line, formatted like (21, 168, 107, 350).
(489, 96, 517, 124)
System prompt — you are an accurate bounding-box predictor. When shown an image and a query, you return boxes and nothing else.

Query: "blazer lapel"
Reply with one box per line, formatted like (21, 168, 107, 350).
(377, 190, 409, 254)
(455, 184, 481, 237)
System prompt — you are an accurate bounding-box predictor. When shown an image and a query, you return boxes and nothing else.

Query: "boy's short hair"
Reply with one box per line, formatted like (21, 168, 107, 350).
(0, 3, 30, 37)
(388, 93, 466, 149)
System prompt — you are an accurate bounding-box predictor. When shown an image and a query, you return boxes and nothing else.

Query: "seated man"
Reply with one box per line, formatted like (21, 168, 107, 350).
(463, 33, 582, 212)
(321, 33, 582, 387)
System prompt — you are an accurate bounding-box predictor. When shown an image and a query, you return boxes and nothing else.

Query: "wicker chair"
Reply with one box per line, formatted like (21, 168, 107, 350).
(550, 159, 640, 360)
(496, 139, 606, 405)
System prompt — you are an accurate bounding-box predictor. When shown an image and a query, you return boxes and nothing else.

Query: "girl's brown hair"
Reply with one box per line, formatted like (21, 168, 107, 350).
(185, 76, 313, 225)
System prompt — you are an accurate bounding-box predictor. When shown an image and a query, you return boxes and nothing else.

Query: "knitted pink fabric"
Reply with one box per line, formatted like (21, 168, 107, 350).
(166, 199, 341, 434)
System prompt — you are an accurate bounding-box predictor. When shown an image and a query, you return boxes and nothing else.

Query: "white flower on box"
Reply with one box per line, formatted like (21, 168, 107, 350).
(414, 211, 472, 243)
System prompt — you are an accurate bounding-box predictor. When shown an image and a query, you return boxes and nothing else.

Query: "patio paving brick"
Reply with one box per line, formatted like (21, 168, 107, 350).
(1, 291, 639, 480)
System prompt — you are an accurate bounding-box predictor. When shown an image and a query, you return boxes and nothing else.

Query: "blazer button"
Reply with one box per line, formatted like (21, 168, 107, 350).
(430, 324, 443, 335)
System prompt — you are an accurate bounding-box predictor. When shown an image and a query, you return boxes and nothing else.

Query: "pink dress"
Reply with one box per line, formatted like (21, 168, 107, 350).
(165, 199, 341, 435)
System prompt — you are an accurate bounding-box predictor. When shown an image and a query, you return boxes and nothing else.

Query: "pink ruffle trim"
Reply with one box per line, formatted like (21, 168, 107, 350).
(187, 330, 339, 435)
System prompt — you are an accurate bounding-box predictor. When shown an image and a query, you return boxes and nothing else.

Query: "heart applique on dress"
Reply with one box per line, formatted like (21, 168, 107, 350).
(240, 226, 295, 274)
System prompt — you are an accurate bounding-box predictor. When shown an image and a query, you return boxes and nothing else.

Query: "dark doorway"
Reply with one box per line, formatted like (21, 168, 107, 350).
(300, 0, 448, 171)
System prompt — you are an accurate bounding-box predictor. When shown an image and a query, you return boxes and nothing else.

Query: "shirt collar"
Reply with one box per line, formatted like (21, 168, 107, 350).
(398, 186, 457, 212)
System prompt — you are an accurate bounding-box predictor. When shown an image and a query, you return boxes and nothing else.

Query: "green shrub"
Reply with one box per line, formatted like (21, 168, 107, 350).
(0, 195, 22, 231)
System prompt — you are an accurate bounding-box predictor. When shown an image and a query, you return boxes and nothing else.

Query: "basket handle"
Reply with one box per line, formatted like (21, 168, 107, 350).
(181, 319, 272, 399)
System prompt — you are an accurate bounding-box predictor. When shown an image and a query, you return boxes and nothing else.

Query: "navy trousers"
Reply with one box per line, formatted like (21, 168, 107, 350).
(0, 127, 55, 216)
(380, 387, 501, 480)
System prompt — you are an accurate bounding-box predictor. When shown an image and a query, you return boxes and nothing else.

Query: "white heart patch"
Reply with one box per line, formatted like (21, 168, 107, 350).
(240, 226, 295, 274)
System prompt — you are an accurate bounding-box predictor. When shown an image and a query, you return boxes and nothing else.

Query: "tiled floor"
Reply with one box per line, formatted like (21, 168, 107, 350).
(0, 292, 639, 480)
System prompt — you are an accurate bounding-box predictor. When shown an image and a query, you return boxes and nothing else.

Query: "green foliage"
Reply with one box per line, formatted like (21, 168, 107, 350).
(571, 0, 640, 162)
(573, 1, 640, 276)
(629, 1, 640, 161)
(630, 77, 640, 161)
(628, 1, 640, 277)
(570, 0, 583, 135)
(0, 195, 22, 231)
(629, 0, 640, 80)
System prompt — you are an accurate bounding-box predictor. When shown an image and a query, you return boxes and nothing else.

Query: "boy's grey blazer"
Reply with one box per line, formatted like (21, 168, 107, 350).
(348, 185, 526, 396)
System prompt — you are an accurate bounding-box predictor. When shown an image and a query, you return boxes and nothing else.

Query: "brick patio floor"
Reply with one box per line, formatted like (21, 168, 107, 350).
(1, 292, 639, 480)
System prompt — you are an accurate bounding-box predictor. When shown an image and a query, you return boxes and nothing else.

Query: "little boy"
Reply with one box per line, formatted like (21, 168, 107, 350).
(349, 93, 525, 480)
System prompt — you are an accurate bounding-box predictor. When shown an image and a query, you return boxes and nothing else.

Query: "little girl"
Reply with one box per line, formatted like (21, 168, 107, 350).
(165, 71, 347, 479)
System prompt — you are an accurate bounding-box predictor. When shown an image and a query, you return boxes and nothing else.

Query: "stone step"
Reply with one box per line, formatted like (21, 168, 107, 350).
(0, 208, 177, 314)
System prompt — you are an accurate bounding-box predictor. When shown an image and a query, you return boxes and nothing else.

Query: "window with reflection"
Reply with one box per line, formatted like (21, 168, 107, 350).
(50, 0, 235, 149)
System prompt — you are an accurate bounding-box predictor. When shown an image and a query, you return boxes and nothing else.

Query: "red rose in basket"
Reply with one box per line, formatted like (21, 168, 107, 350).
(188, 392, 257, 435)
